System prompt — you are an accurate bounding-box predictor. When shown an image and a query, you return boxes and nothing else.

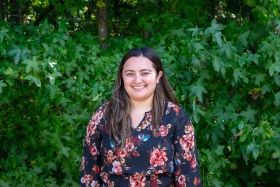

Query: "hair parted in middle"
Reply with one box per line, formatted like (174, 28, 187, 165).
(106, 46, 178, 147)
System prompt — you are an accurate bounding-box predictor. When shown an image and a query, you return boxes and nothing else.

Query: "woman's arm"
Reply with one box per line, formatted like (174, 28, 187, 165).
(173, 114, 202, 187)
(79, 107, 104, 187)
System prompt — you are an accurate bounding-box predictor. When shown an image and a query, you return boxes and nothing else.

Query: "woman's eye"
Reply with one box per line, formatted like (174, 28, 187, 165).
(126, 73, 134, 76)
(142, 72, 149, 75)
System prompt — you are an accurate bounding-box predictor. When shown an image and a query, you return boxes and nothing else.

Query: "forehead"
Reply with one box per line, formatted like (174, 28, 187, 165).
(123, 56, 154, 71)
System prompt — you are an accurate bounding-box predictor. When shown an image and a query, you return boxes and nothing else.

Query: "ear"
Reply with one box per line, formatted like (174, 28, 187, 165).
(156, 71, 163, 83)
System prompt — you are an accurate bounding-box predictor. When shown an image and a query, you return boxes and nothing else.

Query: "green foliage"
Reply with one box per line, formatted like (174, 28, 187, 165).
(1, 0, 280, 186)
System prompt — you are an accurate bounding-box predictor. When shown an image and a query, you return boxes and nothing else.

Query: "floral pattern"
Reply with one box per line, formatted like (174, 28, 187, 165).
(79, 101, 202, 187)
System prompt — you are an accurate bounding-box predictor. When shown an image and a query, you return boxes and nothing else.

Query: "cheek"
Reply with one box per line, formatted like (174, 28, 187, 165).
(123, 77, 132, 86)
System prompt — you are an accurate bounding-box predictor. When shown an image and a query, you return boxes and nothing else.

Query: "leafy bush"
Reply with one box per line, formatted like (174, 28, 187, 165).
(1, 4, 280, 186)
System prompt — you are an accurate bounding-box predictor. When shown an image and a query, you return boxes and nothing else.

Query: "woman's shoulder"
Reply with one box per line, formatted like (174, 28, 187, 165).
(165, 101, 189, 118)
(93, 101, 109, 113)
(166, 101, 180, 108)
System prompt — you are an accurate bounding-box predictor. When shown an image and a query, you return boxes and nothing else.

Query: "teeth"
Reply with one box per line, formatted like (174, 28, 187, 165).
(133, 86, 145, 89)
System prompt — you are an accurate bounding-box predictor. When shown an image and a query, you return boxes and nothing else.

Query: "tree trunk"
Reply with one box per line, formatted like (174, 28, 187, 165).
(10, 0, 22, 25)
(97, 0, 109, 48)
(0, 0, 8, 21)
(143, 0, 158, 39)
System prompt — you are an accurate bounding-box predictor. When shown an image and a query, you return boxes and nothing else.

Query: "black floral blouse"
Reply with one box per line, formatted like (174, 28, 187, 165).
(79, 101, 202, 187)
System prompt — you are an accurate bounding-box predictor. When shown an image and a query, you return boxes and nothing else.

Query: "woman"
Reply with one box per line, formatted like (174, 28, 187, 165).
(79, 47, 202, 187)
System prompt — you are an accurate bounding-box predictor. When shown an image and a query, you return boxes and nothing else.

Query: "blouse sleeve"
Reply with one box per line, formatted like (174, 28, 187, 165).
(173, 114, 202, 187)
(79, 106, 104, 187)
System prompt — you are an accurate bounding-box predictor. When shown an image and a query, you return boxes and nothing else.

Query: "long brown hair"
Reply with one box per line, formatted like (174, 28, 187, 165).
(106, 47, 178, 147)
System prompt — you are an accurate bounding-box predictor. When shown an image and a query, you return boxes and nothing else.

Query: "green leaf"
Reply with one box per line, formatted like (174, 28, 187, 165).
(172, 28, 186, 38)
(0, 179, 11, 187)
(211, 19, 226, 31)
(240, 125, 250, 142)
(261, 84, 271, 95)
(192, 42, 204, 50)
(252, 164, 267, 177)
(32, 166, 43, 175)
(214, 32, 223, 47)
(57, 97, 72, 108)
(192, 100, 205, 123)
(212, 56, 223, 72)
(253, 73, 266, 85)
(233, 68, 242, 83)
(62, 146, 71, 158)
(24, 75, 41, 87)
(233, 67, 249, 83)
(49, 76, 55, 85)
(261, 41, 277, 58)
(75, 44, 85, 53)
(248, 52, 260, 65)
(274, 91, 280, 107)
(217, 41, 237, 58)
(274, 73, 280, 86)
(212, 178, 223, 187)
(22, 56, 40, 73)
(215, 145, 225, 156)
(266, 62, 280, 76)
(185, 79, 208, 102)
(238, 31, 250, 46)
(32, 76, 41, 87)
(48, 162, 57, 171)
(8, 46, 21, 64)
(238, 121, 244, 130)
(252, 145, 259, 160)
(0, 80, 7, 94)
(240, 106, 258, 122)
(272, 149, 280, 159)
(0, 28, 10, 42)
(246, 142, 254, 153)
(45, 84, 59, 99)
(63, 113, 74, 124)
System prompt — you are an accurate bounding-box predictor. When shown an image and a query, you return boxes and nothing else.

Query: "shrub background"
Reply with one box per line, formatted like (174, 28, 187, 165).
(1, 0, 280, 186)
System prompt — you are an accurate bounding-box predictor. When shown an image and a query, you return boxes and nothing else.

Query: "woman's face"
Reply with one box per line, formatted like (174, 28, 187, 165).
(122, 56, 162, 103)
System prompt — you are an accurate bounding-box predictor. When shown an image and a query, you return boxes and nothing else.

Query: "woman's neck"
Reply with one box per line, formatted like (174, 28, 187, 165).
(130, 97, 153, 112)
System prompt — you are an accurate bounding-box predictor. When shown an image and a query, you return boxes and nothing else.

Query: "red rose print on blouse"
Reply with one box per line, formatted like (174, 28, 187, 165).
(131, 136, 141, 144)
(112, 160, 122, 174)
(180, 134, 194, 151)
(106, 150, 115, 163)
(150, 148, 168, 167)
(90, 180, 100, 187)
(194, 176, 201, 185)
(159, 125, 169, 137)
(185, 123, 194, 135)
(87, 111, 103, 136)
(190, 156, 198, 169)
(80, 174, 93, 185)
(81, 156, 85, 170)
(116, 148, 128, 157)
(129, 173, 146, 187)
(92, 165, 100, 173)
(125, 139, 135, 152)
(183, 151, 193, 161)
(178, 174, 186, 185)
(87, 120, 97, 136)
(89, 143, 98, 156)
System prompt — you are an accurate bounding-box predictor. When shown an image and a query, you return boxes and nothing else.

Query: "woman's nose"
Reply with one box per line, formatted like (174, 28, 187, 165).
(134, 74, 142, 83)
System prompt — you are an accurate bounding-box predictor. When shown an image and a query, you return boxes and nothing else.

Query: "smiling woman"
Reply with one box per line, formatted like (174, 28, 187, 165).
(79, 47, 202, 187)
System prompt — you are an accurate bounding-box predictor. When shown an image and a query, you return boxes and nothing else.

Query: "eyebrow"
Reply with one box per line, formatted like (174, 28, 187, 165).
(124, 69, 152, 73)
